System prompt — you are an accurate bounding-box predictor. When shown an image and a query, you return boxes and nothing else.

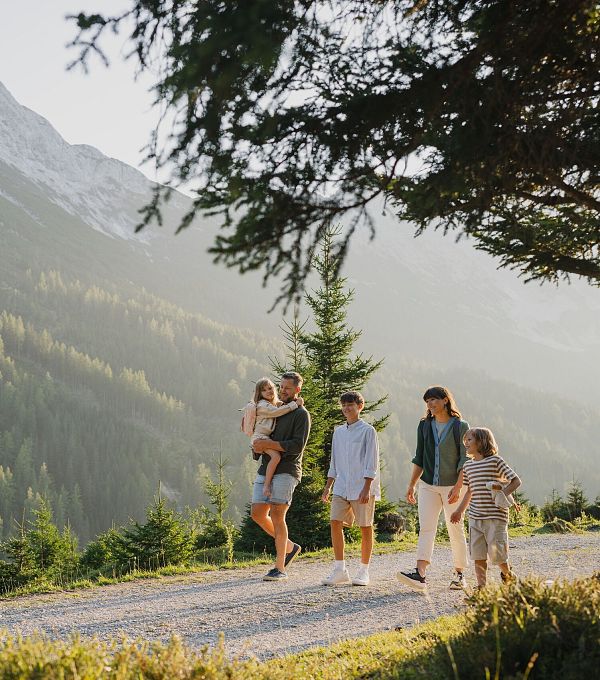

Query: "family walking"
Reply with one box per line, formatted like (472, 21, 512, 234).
(242, 375, 521, 592)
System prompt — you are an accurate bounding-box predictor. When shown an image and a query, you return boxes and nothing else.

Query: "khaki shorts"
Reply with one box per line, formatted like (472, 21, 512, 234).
(330, 495, 376, 527)
(469, 518, 509, 564)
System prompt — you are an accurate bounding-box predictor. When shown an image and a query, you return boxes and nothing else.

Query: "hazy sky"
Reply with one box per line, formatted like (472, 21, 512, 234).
(0, 1, 158, 179)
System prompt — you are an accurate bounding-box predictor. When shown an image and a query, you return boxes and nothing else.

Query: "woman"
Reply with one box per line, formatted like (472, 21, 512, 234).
(397, 386, 469, 592)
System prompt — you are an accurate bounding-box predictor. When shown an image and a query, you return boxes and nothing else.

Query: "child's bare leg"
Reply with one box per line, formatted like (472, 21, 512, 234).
(331, 520, 345, 561)
(263, 449, 281, 497)
(475, 559, 488, 587)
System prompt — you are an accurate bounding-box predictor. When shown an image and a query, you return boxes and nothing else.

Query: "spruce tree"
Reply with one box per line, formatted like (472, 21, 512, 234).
(238, 227, 392, 552)
(299, 226, 395, 527)
(300, 226, 388, 473)
(197, 452, 238, 549)
(121, 493, 193, 570)
(565, 480, 588, 521)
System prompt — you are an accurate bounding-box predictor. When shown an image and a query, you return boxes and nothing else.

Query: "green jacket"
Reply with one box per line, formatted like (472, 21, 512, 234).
(412, 417, 469, 486)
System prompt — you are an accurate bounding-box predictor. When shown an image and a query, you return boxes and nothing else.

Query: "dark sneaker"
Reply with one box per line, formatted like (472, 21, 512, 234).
(284, 543, 301, 568)
(397, 568, 427, 592)
(262, 568, 288, 581)
(500, 570, 516, 584)
(449, 571, 467, 590)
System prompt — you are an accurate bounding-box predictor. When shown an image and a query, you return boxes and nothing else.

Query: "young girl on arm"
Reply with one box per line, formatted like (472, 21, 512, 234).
(247, 378, 303, 498)
(451, 427, 521, 588)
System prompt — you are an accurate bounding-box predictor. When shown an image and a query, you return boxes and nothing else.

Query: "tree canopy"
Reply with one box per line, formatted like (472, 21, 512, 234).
(70, 1, 600, 300)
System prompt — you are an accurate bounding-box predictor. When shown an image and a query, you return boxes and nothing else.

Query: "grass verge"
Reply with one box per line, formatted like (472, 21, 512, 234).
(1, 576, 598, 678)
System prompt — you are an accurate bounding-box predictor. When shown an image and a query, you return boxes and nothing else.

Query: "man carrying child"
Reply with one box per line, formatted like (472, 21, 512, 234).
(321, 391, 380, 586)
(250, 372, 311, 582)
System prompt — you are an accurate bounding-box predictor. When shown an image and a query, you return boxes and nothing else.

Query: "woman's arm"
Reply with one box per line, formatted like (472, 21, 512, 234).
(448, 469, 465, 504)
(406, 463, 423, 504)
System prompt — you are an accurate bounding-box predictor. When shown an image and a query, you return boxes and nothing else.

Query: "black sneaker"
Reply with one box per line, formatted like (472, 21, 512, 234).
(262, 568, 288, 581)
(284, 543, 301, 567)
(449, 571, 467, 590)
(397, 568, 427, 592)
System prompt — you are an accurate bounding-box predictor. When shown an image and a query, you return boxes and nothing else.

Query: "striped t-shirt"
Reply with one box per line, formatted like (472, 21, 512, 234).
(462, 455, 517, 521)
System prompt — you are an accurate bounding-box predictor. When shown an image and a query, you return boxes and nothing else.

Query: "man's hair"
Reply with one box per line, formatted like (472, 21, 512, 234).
(340, 390, 365, 406)
(280, 371, 303, 387)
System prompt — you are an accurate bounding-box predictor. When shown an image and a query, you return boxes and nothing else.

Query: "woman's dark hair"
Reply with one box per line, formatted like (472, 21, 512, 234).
(422, 386, 462, 420)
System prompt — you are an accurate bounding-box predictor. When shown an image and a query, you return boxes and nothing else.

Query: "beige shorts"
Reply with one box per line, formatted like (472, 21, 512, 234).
(469, 518, 509, 564)
(330, 494, 376, 527)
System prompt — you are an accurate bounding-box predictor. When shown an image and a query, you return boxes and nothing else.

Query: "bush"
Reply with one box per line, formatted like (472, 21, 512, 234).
(121, 496, 194, 570)
(542, 517, 580, 534)
(80, 528, 127, 572)
(455, 576, 600, 679)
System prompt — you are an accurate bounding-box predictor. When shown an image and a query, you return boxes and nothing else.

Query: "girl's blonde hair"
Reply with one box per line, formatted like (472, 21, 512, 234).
(464, 427, 498, 457)
(253, 377, 275, 404)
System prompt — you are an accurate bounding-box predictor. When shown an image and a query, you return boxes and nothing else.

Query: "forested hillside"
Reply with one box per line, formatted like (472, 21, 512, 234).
(0, 265, 277, 542)
(1, 257, 598, 547)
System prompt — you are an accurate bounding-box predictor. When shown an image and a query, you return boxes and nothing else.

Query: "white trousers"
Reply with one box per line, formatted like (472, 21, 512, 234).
(416, 481, 469, 570)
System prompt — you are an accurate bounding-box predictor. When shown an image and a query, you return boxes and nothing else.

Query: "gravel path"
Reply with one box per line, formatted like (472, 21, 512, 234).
(1, 533, 598, 660)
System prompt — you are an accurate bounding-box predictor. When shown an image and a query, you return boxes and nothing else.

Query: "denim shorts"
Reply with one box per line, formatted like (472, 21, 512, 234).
(252, 473, 299, 506)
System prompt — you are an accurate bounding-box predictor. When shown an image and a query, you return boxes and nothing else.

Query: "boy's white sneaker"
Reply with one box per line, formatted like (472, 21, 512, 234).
(352, 567, 370, 586)
(321, 567, 351, 586)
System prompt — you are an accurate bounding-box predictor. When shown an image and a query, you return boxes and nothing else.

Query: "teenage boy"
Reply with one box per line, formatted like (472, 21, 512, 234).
(321, 391, 380, 586)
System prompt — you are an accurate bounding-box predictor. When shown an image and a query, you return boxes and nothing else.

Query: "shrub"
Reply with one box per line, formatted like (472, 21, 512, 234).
(80, 527, 127, 571)
(121, 495, 194, 570)
(455, 576, 600, 679)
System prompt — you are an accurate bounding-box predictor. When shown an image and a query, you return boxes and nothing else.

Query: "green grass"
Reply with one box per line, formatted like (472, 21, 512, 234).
(0, 535, 418, 600)
(3, 520, 598, 600)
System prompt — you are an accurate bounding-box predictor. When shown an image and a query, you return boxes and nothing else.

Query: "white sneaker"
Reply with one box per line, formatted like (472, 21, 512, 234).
(321, 567, 351, 586)
(352, 567, 370, 586)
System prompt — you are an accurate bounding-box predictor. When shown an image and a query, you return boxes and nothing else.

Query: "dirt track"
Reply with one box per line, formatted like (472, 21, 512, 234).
(1, 533, 598, 660)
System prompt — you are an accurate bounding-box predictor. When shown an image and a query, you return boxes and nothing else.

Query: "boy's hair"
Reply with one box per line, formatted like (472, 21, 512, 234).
(422, 385, 462, 420)
(465, 427, 498, 457)
(253, 377, 275, 404)
(340, 390, 365, 406)
(281, 371, 303, 388)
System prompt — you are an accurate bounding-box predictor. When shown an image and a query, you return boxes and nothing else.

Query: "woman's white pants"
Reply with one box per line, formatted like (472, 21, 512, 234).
(416, 480, 469, 570)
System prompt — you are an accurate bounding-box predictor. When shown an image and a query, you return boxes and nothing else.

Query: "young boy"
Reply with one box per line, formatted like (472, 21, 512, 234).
(450, 427, 521, 588)
(321, 391, 380, 586)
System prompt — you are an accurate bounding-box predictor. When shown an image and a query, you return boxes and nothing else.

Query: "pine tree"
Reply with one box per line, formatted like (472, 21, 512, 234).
(300, 225, 389, 472)
(197, 452, 238, 549)
(238, 227, 392, 551)
(121, 492, 193, 570)
(565, 479, 588, 521)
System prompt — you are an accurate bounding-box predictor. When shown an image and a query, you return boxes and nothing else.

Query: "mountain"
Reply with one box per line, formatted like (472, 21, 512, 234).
(0, 82, 598, 542)
(2, 80, 598, 402)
